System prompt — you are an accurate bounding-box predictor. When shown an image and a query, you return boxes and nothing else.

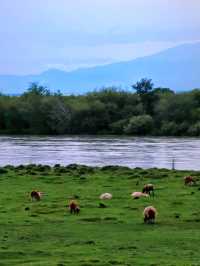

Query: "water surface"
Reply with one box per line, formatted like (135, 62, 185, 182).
(0, 136, 199, 170)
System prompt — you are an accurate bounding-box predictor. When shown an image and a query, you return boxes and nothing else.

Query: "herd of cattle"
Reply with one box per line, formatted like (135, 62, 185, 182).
(30, 175, 196, 224)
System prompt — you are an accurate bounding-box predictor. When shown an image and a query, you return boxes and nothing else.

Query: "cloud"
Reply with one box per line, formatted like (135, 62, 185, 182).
(0, 0, 200, 74)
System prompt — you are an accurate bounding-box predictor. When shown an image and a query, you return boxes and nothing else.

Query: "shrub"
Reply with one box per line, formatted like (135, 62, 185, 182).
(188, 122, 200, 136)
(110, 119, 128, 134)
(160, 121, 179, 136)
(124, 115, 153, 135)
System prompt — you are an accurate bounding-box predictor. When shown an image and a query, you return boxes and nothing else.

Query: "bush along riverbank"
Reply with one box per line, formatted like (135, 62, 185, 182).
(1, 80, 200, 136)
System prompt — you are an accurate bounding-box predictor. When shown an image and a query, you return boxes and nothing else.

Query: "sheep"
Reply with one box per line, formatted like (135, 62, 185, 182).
(30, 191, 43, 201)
(99, 193, 112, 200)
(131, 192, 149, 199)
(184, 176, 196, 186)
(68, 200, 80, 214)
(142, 184, 154, 196)
(143, 206, 157, 224)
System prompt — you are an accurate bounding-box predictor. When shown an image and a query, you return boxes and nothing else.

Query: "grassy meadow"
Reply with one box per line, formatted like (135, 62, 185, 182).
(0, 164, 200, 266)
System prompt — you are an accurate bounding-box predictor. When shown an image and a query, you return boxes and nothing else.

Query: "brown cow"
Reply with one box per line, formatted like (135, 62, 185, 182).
(68, 200, 80, 214)
(31, 191, 42, 201)
(142, 184, 154, 196)
(184, 176, 196, 186)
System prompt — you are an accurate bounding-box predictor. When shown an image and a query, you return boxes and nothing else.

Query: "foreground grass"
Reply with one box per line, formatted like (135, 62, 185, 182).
(0, 164, 200, 266)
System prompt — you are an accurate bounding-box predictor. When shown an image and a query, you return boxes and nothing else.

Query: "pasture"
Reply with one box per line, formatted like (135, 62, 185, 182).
(0, 164, 200, 266)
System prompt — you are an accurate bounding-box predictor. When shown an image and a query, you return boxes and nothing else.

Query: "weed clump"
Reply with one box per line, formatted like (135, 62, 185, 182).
(0, 168, 7, 174)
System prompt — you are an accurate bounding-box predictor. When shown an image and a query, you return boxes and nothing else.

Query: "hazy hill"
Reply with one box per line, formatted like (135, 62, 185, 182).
(0, 42, 200, 94)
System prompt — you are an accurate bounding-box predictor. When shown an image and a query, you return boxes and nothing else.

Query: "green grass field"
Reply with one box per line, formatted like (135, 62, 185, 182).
(1, 164, 200, 266)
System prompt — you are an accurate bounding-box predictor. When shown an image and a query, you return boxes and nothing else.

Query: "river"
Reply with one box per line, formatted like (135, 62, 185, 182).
(0, 136, 199, 170)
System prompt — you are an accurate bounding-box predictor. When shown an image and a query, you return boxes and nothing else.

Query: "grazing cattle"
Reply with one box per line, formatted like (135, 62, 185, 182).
(142, 184, 154, 196)
(31, 191, 42, 201)
(69, 200, 80, 214)
(131, 192, 149, 199)
(100, 193, 112, 200)
(74, 206, 80, 214)
(184, 176, 195, 186)
(143, 206, 157, 224)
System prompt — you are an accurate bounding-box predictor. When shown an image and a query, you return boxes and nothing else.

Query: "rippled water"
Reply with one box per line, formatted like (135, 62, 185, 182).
(0, 136, 200, 170)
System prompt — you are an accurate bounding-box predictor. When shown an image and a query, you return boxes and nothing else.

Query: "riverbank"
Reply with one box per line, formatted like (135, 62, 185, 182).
(1, 164, 200, 265)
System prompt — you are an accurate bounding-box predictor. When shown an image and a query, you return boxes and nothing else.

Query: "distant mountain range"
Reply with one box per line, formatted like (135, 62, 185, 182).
(0, 42, 200, 95)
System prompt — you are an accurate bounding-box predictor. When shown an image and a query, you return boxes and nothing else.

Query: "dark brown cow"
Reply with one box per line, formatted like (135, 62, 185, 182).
(184, 176, 196, 186)
(31, 191, 42, 201)
(142, 184, 154, 196)
(68, 200, 80, 214)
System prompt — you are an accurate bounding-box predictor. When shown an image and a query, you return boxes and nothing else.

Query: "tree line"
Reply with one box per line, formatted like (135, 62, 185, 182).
(0, 79, 200, 136)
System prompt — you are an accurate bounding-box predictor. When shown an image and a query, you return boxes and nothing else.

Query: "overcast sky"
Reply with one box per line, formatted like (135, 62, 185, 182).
(0, 0, 200, 74)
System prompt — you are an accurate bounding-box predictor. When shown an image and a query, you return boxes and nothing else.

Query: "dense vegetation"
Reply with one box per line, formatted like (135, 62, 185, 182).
(1, 164, 200, 265)
(1, 79, 200, 136)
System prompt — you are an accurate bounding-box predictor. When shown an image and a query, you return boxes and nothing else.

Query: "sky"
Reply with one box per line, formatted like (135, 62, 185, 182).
(0, 0, 200, 75)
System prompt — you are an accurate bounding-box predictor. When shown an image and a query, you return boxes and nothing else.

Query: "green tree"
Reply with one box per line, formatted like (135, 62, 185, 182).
(188, 122, 200, 136)
(110, 119, 128, 134)
(124, 115, 153, 135)
(24, 83, 50, 97)
(132, 78, 157, 114)
(44, 97, 72, 134)
(160, 121, 179, 136)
